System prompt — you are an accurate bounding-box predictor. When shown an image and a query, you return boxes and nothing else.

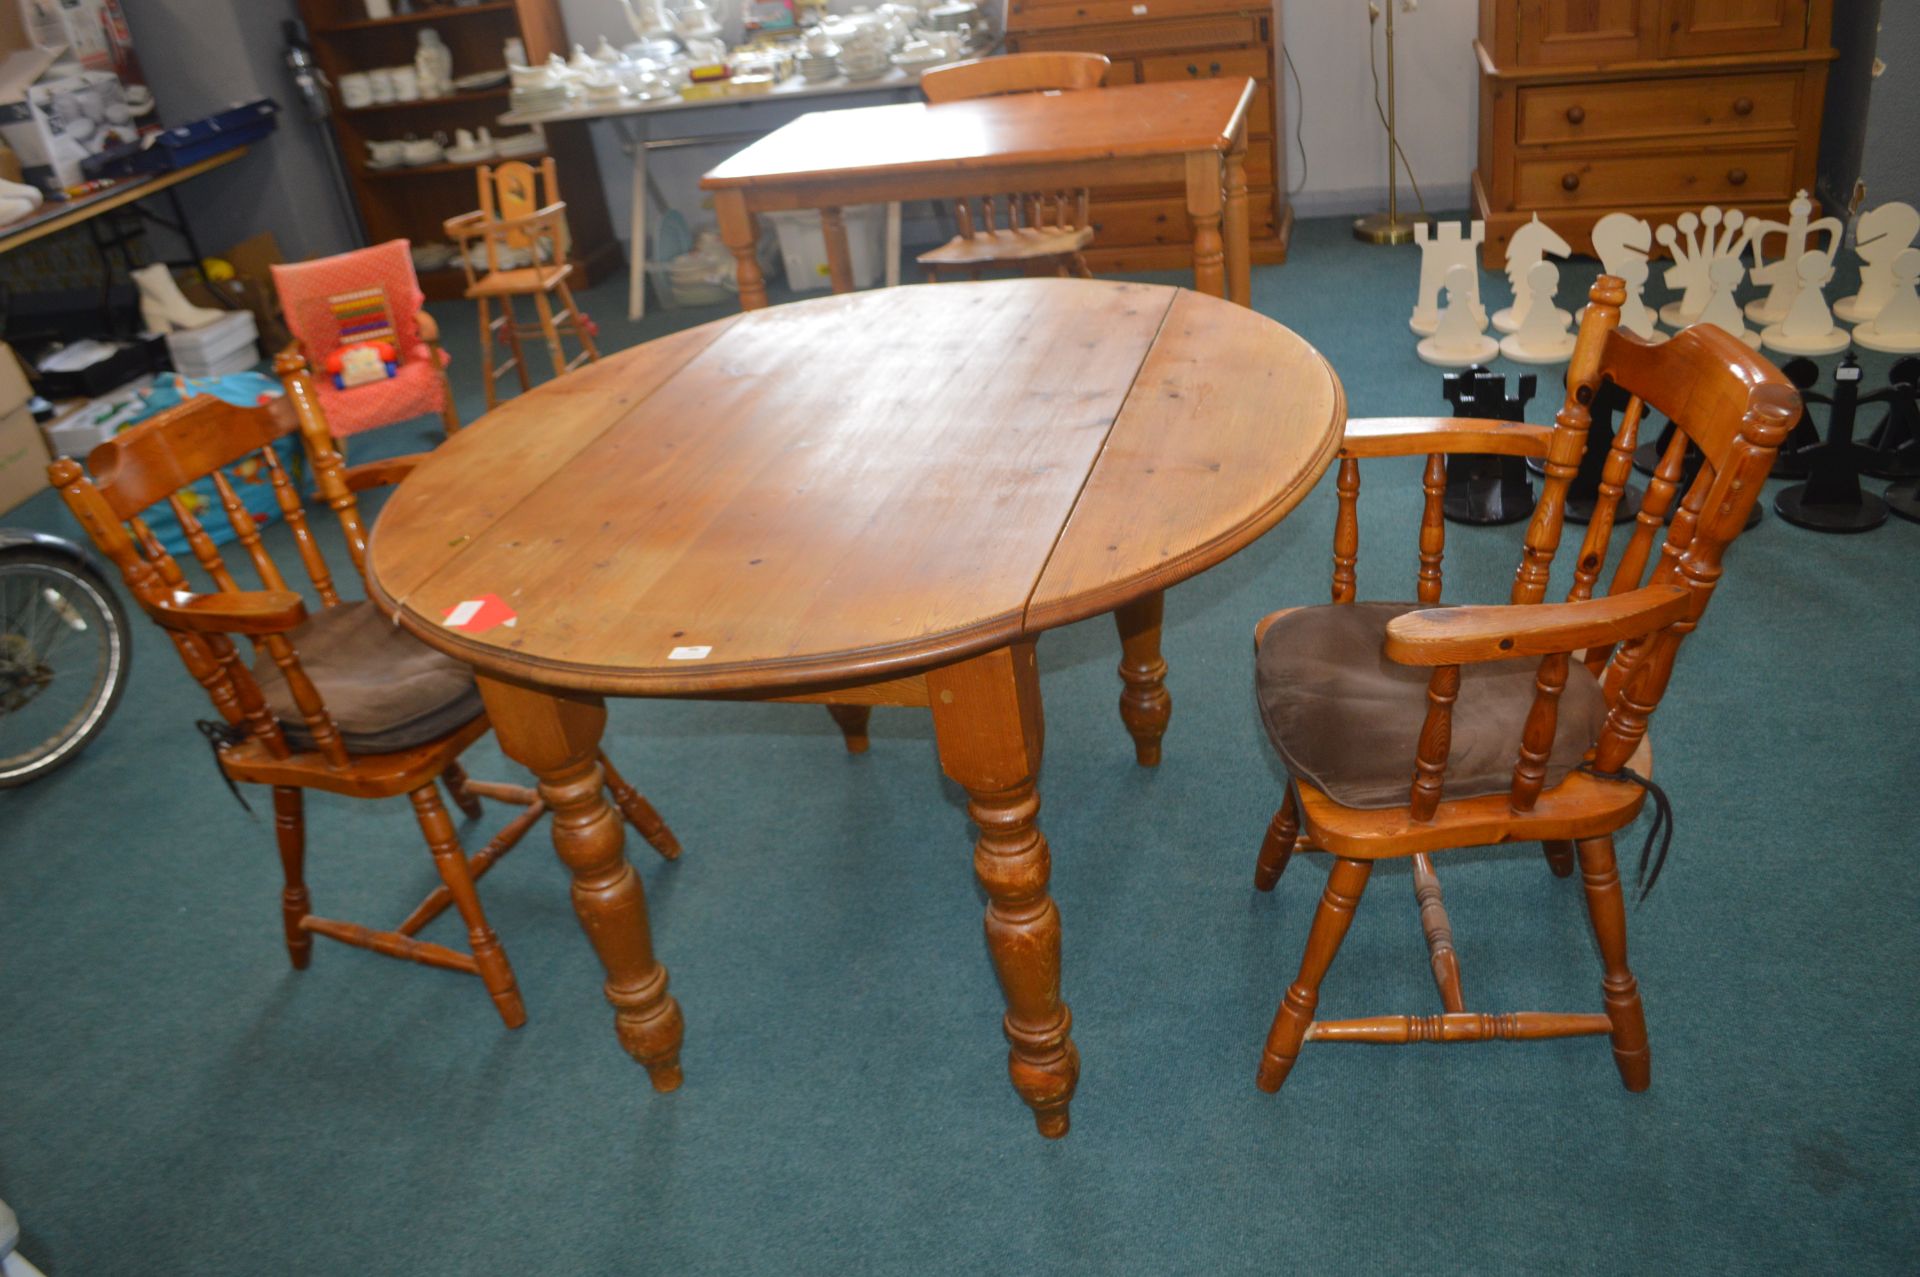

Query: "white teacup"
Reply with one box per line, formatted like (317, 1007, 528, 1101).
(366, 138, 406, 166)
(402, 135, 444, 165)
(391, 66, 420, 101)
(339, 73, 372, 108)
(368, 68, 394, 103)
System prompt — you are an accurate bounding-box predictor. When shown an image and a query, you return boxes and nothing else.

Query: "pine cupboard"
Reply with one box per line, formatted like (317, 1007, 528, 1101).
(1474, 0, 1835, 267)
(1004, 0, 1292, 272)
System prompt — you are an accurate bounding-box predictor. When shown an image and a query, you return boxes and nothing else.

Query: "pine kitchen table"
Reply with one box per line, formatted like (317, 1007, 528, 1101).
(363, 279, 1343, 1137)
(699, 79, 1258, 309)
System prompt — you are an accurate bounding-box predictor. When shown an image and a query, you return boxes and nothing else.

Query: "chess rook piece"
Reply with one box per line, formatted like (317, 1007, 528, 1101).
(1744, 189, 1843, 327)
(1858, 356, 1920, 480)
(1851, 247, 1920, 355)
(1696, 255, 1762, 349)
(1439, 364, 1537, 525)
(1499, 260, 1576, 364)
(1656, 207, 1752, 328)
(1410, 220, 1486, 336)
(1835, 202, 1920, 324)
(1759, 250, 1849, 357)
(1492, 212, 1572, 334)
(1773, 354, 1889, 532)
(1416, 265, 1500, 367)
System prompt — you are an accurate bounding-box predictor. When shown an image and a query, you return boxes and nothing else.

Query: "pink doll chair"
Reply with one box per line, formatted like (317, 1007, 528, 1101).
(271, 240, 462, 439)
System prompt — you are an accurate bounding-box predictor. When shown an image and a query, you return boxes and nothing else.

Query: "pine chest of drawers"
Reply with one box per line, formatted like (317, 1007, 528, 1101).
(1005, 0, 1292, 272)
(1473, 0, 1835, 267)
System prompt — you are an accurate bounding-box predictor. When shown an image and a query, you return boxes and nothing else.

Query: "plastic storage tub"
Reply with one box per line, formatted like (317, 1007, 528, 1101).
(763, 205, 887, 293)
(164, 310, 259, 379)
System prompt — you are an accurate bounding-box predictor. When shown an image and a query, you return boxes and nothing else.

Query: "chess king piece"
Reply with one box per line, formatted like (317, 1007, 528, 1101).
(1438, 364, 1537, 526)
(1851, 247, 1920, 355)
(1492, 212, 1572, 334)
(1759, 250, 1850, 357)
(1417, 265, 1500, 367)
(1656, 207, 1752, 328)
(1835, 202, 1920, 324)
(1744, 189, 1843, 326)
(1410, 220, 1486, 336)
(1499, 260, 1576, 364)
(1696, 256, 1761, 349)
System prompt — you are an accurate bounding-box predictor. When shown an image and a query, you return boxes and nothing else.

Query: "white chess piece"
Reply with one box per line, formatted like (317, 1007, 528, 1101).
(1834, 202, 1920, 324)
(1759, 250, 1850, 356)
(1743, 190, 1843, 326)
(1582, 211, 1653, 316)
(1851, 248, 1920, 355)
(1500, 260, 1577, 364)
(1657, 207, 1751, 328)
(1410, 220, 1486, 336)
(1417, 264, 1500, 367)
(1696, 256, 1761, 348)
(1616, 256, 1661, 340)
(1492, 213, 1572, 334)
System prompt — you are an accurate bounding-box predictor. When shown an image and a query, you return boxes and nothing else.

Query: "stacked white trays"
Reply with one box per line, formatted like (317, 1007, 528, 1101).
(165, 310, 259, 380)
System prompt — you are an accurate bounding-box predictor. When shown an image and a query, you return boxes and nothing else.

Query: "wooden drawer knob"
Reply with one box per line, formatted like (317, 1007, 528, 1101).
(1733, 97, 1754, 116)
(1728, 167, 1748, 186)
(1565, 105, 1586, 125)
(1561, 172, 1581, 192)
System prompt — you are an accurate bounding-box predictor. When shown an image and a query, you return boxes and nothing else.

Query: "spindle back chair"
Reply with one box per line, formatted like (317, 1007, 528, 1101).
(1247, 276, 1798, 1096)
(46, 353, 678, 1030)
(444, 156, 599, 410)
(916, 52, 1110, 282)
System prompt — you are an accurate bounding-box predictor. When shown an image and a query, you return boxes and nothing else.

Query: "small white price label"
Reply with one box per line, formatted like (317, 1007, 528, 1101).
(668, 645, 713, 660)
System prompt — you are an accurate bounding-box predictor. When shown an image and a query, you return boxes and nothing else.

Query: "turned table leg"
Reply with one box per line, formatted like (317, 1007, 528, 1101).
(820, 206, 856, 294)
(1185, 150, 1227, 299)
(478, 676, 684, 1091)
(1113, 591, 1171, 767)
(929, 641, 1080, 1138)
(714, 191, 768, 312)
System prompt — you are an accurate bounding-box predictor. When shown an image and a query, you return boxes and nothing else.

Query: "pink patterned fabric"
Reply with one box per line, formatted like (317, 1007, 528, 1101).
(271, 240, 451, 438)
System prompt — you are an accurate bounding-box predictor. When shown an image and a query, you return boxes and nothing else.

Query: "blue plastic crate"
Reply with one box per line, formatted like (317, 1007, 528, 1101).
(83, 99, 279, 180)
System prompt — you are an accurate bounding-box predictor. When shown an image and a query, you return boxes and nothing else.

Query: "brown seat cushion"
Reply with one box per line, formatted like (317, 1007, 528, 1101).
(251, 601, 482, 755)
(1255, 601, 1609, 810)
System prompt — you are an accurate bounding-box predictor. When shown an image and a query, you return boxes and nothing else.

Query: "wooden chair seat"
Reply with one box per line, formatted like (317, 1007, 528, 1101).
(220, 715, 493, 800)
(463, 262, 573, 298)
(917, 224, 1095, 267)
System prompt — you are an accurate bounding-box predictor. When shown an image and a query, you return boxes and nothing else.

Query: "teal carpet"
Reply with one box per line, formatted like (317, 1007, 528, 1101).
(3, 216, 1916, 1274)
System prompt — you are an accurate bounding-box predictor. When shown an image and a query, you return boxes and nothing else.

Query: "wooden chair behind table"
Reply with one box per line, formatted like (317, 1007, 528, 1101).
(444, 156, 600, 411)
(916, 52, 1110, 282)
(46, 354, 678, 1029)
(1247, 277, 1798, 1096)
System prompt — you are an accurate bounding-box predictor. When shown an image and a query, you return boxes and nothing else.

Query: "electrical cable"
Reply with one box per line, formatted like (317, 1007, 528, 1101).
(1283, 41, 1307, 197)
(1366, 5, 1429, 221)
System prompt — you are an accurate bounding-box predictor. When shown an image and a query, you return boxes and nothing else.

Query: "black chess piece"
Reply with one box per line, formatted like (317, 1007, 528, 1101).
(1563, 379, 1645, 525)
(1859, 357, 1920, 480)
(1766, 357, 1826, 480)
(1773, 353, 1890, 532)
(1438, 365, 1536, 525)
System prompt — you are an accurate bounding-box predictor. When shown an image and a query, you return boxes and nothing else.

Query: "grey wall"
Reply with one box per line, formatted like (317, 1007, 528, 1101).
(1858, 3, 1920, 209)
(119, 0, 357, 262)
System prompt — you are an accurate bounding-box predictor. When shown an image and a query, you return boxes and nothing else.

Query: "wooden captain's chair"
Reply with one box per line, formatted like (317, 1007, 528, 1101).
(46, 354, 677, 1028)
(916, 52, 1110, 282)
(1246, 277, 1798, 1095)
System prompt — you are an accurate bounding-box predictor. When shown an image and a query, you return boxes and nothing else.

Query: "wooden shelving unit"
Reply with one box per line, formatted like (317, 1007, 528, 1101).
(296, 0, 620, 301)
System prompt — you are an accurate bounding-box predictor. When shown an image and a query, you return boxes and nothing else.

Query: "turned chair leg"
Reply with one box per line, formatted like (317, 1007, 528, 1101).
(557, 281, 599, 362)
(597, 751, 682, 860)
(409, 784, 526, 1029)
(1258, 856, 1372, 1092)
(532, 289, 568, 379)
(1542, 840, 1577, 878)
(272, 786, 312, 970)
(442, 760, 484, 821)
(1254, 788, 1299, 891)
(476, 297, 499, 412)
(499, 297, 532, 393)
(828, 704, 871, 755)
(1576, 834, 1651, 1091)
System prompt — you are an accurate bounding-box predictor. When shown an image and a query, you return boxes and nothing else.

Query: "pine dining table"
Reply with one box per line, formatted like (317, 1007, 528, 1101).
(699, 78, 1258, 309)
(363, 278, 1344, 1137)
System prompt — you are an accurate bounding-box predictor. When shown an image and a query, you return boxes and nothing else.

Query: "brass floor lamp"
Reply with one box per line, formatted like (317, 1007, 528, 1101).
(1354, 0, 1430, 245)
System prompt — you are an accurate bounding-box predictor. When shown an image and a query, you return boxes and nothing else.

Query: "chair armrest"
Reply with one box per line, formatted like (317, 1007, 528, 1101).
(416, 310, 441, 344)
(1382, 585, 1691, 666)
(344, 454, 426, 492)
(476, 204, 568, 236)
(1342, 417, 1554, 459)
(443, 210, 485, 240)
(148, 589, 309, 636)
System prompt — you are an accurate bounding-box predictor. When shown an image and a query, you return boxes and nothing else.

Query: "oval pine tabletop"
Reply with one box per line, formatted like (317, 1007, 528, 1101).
(365, 279, 1345, 696)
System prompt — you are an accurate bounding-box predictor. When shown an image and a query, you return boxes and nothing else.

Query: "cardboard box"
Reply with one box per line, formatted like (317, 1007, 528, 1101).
(0, 342, 52, 514)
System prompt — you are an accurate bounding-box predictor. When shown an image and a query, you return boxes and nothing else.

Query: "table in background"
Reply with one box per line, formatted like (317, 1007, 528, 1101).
(364, 279, 1340, 1137)
(699, 79, 1256, 310)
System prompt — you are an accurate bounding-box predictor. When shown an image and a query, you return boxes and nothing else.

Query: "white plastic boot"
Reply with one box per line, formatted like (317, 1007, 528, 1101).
(131, 262, 224, 333)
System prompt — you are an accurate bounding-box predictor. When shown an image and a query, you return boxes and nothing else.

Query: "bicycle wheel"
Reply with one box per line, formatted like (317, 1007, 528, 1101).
(0, 549, 132, 787)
